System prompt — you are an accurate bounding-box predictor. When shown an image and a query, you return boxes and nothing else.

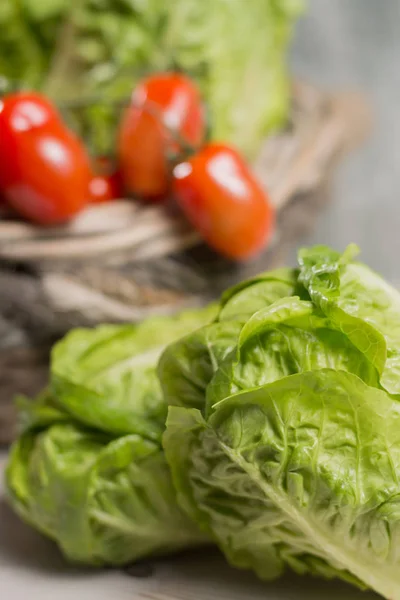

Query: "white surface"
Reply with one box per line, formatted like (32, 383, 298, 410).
(0, 452, 379, 600)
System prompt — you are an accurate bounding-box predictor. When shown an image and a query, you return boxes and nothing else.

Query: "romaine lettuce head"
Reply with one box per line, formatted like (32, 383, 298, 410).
(163, 245, 400, 598)
(6, 305, 214, 565)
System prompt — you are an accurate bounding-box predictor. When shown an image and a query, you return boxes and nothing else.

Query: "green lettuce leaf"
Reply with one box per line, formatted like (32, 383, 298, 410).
(164, 370, 400, 597)
(207, 296, 380, 413)
(158, 320, 243, 413)
(7, 422, 206, 565)
(6, 305, 214, 565)
(158, 270, 299, 414)
(218, 268, 302, 321)
(299, 244, 400, 394)
(15, 390, 69, 433)
(51, 305, 216, 439)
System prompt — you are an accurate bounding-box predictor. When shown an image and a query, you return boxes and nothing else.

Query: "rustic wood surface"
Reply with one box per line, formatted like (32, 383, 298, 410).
(0, 81, 370, 445)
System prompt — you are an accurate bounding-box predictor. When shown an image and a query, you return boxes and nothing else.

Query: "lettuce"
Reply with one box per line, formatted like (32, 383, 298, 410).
(6, 305, 214, 566)
(51, 306, 217, 439)
(7, 424, 208, 565)
(12, 243, 400, 597)
(0, 0, 303, 157)
(298, 244, 400, 394)
(158, 268, 300, 414)
(162, 246, 400, 598)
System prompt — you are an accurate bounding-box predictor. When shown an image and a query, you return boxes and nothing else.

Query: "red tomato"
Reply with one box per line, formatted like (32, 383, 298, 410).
(0, 92, 91, 225)
(118, 73, 205, 200)
(89, 156, 123, 204)
(173, 143, 275, 260)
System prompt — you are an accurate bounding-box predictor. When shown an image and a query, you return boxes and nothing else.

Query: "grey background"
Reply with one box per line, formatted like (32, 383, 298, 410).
(290, 0, 400, 281)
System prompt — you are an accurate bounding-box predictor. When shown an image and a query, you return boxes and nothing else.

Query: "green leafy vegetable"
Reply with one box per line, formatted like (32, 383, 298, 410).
(165, 371, 400, 596)
(7, 423, 206, 565)
(6, 305, 214, 566)
(162, 245, 400, 598)
(218, 267, 302, 321)
(13, 243, 400, 596)
(298, 244, 400, 394)
(51, 306, 216, 439)
(0, 0, 304, 156)
(206, 296, 380, 414)
(158, 269, 298, 415)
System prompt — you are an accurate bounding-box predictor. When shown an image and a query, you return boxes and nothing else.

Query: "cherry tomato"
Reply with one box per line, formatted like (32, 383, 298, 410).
(173, 143, 275, 260)
(89, 156, 123, 204)
(118, 73, 205, 200)
(0, 92, 91, 225)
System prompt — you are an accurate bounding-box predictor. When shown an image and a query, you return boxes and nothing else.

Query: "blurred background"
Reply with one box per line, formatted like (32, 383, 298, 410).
(291, 0, 400, 280)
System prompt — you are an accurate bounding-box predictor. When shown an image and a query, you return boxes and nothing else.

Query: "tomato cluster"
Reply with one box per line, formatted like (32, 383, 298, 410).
(0, 73, 274, 260)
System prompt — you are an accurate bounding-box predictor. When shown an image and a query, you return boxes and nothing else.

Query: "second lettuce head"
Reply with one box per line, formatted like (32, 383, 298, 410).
(6, 306, 216, 565)
(161, 245, 400, 600)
